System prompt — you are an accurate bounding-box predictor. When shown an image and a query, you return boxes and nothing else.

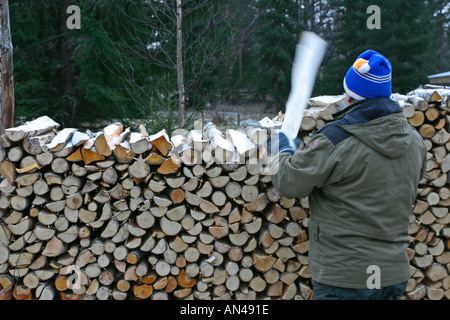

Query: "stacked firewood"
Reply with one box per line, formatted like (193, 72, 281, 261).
(392, 87, 450, 300)
(0, 87, 448, 300)
(0, 116, 310, 300)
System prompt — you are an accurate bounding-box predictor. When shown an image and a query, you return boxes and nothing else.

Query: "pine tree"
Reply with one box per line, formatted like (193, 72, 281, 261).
(11, 0, 152, 126)
(201, 0, 260, 104)
(74, 0, 142, 123)
(10, 0, 62, 123)
(434, 0, 450, 73)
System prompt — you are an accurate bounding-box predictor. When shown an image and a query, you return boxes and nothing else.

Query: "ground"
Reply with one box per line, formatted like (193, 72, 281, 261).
(77, 102, 280, 135)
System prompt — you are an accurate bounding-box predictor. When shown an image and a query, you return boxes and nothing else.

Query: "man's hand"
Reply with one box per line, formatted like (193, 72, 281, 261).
(269, 132, 301, 155)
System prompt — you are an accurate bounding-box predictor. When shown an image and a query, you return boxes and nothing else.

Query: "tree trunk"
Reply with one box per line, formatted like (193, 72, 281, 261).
(60, 0, 77, 126)
(438, 0, 444, 72)
(1, 0, 14, 133)
(176, 0, 185, 128)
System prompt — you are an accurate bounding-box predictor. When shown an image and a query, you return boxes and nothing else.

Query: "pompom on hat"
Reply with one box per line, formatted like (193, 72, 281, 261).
(343, 50, 392, 100)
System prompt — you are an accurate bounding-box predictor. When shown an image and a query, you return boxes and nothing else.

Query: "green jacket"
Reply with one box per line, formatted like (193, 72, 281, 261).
(272, 98, 427, 289)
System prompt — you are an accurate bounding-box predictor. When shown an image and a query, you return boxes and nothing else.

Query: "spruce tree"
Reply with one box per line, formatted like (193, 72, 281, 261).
(10, 0, 62, 122)
(252, 0, 307, 108)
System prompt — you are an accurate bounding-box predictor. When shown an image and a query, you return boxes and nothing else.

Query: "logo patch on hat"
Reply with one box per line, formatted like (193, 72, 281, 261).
(353, 58, 370, 74)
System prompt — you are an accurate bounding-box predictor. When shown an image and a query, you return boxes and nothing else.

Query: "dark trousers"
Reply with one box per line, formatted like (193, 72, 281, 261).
(312, 281, 407, 300)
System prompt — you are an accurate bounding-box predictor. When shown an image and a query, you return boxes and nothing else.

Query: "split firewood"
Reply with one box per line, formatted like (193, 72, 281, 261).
(157, 156, 181, 175)
(81, 147, 106, 165)
(172, 135, 200, 166)
(94, 133, 113, 157)
(42, 237, 65, 257)
(203, 122, 235, 164)
(0, 160, 16, 184)
(5, 116, 59, 143)
(113, 142, 135, 164)
(44, 128, 77, 152)
(128, 156, 150, 180)
(227, 129, 256, 158)
(66, 149, 83, 162)
(188, 130, 208, 151)
(160, 217, 182, 236)
(149, 130, 172, 157)
(244, 126, 268, 146)
(144, 152, 166, 165)
(68, 131, 90, 148)
(129, 132, 149, 155)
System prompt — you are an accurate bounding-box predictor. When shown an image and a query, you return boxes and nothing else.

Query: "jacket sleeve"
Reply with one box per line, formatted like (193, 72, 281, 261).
(414, 130, 428, 181)
(271, 134, 342, 199)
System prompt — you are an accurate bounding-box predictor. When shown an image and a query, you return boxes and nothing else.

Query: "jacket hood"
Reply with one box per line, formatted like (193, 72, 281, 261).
(336, 98, 413, 159)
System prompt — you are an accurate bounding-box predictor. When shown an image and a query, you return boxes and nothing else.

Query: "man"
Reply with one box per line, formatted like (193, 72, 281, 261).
(271, 50, 427, 300)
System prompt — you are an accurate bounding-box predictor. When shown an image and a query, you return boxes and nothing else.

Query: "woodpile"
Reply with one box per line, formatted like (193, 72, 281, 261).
(393, 87, 450, 300)
(0, 86, 448, 300)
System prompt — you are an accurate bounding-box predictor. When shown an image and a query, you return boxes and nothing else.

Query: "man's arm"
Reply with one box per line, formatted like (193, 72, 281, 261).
(271, 134, 343, 199)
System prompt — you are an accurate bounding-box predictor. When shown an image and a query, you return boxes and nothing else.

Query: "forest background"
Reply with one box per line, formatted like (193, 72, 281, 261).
(9, 0, 450, 132)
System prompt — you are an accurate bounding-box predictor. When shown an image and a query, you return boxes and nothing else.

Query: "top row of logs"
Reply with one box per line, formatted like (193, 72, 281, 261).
(0, 87, 448, 185)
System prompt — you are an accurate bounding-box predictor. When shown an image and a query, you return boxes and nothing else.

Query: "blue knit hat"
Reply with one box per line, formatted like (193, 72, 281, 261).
(343, 50, 392, 100)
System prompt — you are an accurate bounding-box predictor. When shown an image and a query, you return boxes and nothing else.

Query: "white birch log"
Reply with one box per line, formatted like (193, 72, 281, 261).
(5, 116, 60, 142)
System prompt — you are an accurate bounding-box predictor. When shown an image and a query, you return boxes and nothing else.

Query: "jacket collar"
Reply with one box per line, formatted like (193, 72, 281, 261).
(332, 97, 401, 124)
(332, 99, 368, 119)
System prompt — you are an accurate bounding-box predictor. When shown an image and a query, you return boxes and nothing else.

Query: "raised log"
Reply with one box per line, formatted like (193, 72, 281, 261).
(44, 128, 77, 152)
(203, 122, 234, 164)
(129, 132, 149, 155)
(113, 143, 135, 164)
(149, 130, 172, 157)
(5, 116, 59, 142)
